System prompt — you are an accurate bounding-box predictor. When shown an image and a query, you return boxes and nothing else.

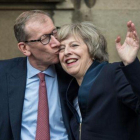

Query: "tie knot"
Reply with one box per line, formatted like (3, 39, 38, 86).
(38, 73, 45, 81)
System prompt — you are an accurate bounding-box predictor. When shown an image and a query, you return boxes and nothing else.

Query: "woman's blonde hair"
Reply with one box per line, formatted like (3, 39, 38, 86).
(58, 22, 108, 62)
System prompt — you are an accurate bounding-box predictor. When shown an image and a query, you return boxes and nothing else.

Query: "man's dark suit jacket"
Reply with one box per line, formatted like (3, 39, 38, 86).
(66, 59, 140, 140)
(0, 57, 74, 140)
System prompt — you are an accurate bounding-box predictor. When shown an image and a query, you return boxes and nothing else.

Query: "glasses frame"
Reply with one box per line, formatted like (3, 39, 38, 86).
(24, 27, 60, 45)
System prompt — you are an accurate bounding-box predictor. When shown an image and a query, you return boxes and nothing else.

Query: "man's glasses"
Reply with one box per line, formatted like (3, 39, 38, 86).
(24, 27, 60, 45)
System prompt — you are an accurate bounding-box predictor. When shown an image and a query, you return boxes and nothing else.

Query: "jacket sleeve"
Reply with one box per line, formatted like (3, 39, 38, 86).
(113, 59, 140, 114)
(121, 58, 140, 98)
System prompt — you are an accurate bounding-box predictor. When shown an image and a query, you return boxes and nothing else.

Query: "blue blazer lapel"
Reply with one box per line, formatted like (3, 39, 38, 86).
(7, 57, 27, 140)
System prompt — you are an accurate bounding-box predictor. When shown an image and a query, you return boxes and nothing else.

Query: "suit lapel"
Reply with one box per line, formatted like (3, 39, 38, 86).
(7, 58, 27, 140)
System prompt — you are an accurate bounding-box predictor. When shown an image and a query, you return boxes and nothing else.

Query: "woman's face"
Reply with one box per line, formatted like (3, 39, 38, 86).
(59, 36, 93, 79)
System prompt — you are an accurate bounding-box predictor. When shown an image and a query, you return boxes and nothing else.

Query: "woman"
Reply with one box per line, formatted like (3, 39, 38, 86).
(58, 21, 140, 140)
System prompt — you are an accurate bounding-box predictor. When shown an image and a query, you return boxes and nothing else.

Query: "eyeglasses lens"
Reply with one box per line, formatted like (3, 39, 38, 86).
(41, 35, 50, 45)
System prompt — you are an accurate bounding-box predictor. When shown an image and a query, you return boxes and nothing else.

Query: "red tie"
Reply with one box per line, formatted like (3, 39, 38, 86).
(36, 73, 50, 140)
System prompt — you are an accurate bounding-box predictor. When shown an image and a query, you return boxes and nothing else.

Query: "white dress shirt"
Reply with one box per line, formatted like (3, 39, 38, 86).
(21, 58, 68, 140)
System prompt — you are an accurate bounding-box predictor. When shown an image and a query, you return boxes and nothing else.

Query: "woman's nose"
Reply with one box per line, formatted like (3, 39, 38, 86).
(64, 46, 72, 56)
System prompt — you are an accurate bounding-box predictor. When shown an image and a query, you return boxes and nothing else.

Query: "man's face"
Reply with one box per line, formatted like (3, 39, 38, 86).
(24, 15, 60, 70)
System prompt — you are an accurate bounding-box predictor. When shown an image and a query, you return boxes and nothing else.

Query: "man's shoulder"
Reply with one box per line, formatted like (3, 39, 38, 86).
(0, 57, 26, 72)
(0, 57, 26, 63)
(55, 63, 73, 80)
(55, 63, 70, 75)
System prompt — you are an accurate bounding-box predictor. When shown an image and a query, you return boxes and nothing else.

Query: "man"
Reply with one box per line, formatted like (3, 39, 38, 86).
(0, 10, 74, 140)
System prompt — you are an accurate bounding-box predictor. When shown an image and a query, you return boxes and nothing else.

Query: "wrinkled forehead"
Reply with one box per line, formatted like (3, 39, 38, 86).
(25, 15, 55, 37)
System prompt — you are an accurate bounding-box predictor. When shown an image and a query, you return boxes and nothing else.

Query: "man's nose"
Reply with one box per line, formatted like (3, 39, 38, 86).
(50, 35, 60, 47)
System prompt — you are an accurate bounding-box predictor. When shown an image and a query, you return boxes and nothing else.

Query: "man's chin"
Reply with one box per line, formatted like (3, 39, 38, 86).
(53, 58, 60, 64)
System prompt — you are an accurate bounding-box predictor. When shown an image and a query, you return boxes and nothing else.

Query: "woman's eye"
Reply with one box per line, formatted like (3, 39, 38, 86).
(71, 44, 78, 47)
(59, 46, 65, 52)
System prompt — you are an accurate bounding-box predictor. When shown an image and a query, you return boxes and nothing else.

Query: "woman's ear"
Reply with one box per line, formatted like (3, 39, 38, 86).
(18, 42, 31, 56)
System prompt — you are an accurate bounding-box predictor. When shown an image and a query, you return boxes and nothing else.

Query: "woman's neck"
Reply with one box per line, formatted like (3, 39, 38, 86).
(76, 77, 83, 86)
(75, 59, 93, 86)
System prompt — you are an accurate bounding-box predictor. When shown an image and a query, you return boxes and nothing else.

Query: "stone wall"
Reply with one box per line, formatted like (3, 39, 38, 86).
(0, 0, 140, 62)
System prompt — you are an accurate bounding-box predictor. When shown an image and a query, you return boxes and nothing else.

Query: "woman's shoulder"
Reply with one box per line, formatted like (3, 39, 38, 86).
(99, 61, 124, 79)
(103, 61, 122, 70)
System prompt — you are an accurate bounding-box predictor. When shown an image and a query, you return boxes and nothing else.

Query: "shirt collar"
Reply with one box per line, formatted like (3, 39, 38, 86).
(27, 58, 56, 79)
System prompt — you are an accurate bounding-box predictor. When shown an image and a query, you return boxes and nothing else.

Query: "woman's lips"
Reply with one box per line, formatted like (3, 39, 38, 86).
(65, 58, 78, 64)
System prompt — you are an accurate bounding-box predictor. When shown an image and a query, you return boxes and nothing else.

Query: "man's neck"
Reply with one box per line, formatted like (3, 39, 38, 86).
(28, 58, 49, 71)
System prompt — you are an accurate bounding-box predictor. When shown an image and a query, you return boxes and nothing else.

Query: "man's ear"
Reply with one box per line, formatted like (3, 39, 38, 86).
(18, 42, 31, 56)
